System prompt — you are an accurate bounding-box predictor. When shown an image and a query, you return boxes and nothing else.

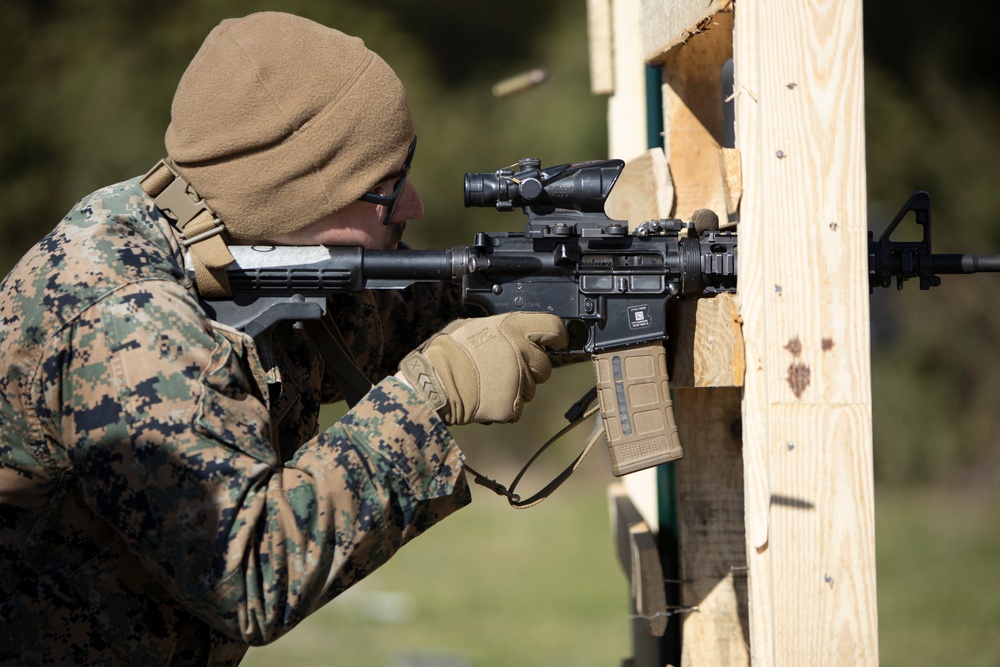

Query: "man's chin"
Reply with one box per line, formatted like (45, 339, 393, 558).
(388, 224, 406, 250)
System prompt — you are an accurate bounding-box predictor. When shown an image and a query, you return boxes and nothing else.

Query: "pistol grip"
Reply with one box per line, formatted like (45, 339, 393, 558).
(592, 343, 683, 476)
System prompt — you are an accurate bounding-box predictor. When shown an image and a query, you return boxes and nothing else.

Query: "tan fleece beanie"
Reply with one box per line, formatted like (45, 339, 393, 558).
(164, 12, 415, 241)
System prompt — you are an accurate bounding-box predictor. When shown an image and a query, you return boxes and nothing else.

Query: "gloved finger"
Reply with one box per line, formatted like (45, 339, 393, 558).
(515, 314, 570, 351)
(414, 318, 466, 356)
(517, 342, 555, 385)
(499, 313, 564, 388)
(500, 312, 569, 350)
(520, 375, 538, 404)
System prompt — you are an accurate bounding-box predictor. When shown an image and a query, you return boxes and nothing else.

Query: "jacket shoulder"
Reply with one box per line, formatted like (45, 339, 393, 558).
(1, 178, 192, 343)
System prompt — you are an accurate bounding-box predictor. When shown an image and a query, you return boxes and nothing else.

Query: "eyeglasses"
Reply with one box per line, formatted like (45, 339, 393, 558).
(358, 135, 417, 225)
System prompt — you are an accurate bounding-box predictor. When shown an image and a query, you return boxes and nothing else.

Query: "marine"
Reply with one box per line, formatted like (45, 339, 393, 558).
(0, 12, 566, 665)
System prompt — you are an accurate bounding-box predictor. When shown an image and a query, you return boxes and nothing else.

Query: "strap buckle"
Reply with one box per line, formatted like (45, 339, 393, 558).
(142, 159, 222, 235)
(176, 216, 226, 248)
(140, 159, 234, 298)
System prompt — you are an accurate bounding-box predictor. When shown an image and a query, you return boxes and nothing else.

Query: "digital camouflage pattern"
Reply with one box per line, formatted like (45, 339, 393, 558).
(0, 178, 471, 666)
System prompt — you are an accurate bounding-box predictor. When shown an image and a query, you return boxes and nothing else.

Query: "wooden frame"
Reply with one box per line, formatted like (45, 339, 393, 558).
(594, 0, 879, 664)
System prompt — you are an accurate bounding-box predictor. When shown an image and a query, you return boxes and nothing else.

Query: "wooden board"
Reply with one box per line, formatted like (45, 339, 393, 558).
(641, 0, 733, 64)
(674, 387, 749, 667)
(733, 0, 879, 663)
(586, 0, 614, 94)
(669, 295, 744, 389)
(607, 0, 648, 161)
(609, 483, 670, 655)
(661, 10, 733, 225)
(658, 10, 743, 392)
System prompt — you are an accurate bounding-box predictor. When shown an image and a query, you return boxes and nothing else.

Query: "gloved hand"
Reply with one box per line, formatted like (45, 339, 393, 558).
(397, 312, 568, 425)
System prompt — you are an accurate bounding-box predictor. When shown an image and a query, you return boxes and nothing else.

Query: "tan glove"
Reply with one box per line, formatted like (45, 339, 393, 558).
(398, 312, 569, 425)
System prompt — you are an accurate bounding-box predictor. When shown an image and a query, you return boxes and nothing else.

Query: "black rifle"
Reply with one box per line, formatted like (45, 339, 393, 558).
(869, 190, 1000, 290)
(192, 158, 1000, 477)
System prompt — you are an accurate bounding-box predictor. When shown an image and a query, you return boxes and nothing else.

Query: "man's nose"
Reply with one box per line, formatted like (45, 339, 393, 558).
(391, 179, 424, 223)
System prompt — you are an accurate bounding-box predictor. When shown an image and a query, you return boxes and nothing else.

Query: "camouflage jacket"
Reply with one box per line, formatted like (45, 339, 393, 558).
(0, 178, 472, 666)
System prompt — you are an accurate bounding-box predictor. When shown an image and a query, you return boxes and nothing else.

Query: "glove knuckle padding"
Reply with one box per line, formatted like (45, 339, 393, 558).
(404, 312, 567, 426)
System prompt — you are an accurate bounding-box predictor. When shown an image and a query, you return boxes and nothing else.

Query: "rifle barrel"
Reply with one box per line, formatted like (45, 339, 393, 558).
(930, 254, 1000, 274)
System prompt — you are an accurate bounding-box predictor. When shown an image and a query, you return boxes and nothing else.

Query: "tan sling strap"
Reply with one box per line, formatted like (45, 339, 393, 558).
(139, 160, 235, 298)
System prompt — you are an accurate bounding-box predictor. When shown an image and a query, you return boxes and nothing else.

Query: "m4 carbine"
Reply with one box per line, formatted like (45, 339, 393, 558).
(191, 157, 1000, 478)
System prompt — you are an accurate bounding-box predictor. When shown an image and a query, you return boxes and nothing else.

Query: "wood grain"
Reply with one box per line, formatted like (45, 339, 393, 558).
(586, 0, 614, 94)
(641, 0, 734, 64)
(734, 0, 878, 663)
(674, 387, 750, 667)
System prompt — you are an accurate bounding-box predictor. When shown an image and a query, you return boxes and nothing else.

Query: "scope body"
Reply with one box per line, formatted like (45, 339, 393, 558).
(464, 158, 625, 215)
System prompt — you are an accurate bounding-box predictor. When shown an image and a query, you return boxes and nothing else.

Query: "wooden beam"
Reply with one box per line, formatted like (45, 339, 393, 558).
(674, 387, 749, 666)
(586, 0, 614, 95)
(661, 10, 733, 225)
(734, 0, 879, 663)
(607, 0, 647, 161)
(669, 295, 744, 389)
(659, 11, 744, 390)
(652, 10, 750, 667)
(641, 0, 733, 64)
(609, 483, 670, 664)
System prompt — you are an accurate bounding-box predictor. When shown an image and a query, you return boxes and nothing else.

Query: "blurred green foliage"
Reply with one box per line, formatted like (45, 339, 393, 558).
(3, 0, 1000, 487)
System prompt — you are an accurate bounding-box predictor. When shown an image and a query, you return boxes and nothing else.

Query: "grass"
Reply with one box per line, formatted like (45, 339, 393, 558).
(242, 468, 1000, 666)
(241, 459, 631, 667)
(875, 484, 1000, 667)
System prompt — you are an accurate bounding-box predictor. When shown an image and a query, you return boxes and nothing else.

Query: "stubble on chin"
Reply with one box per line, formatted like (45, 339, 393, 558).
(388, 222, 406, 250)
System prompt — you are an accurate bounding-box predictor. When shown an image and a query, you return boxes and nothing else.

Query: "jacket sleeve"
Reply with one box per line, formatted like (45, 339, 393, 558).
(55, 278, 471, 645)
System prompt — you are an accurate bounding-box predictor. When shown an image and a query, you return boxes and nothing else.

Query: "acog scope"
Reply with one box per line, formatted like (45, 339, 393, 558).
(464, 157, 625, 214)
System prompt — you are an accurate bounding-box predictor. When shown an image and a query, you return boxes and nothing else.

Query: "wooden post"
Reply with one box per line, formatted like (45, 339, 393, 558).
(590, 0, 879, 664)
(654, 10, 750, 666)
(673, 387, 748, 665)
(734, 0, 879, 663)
